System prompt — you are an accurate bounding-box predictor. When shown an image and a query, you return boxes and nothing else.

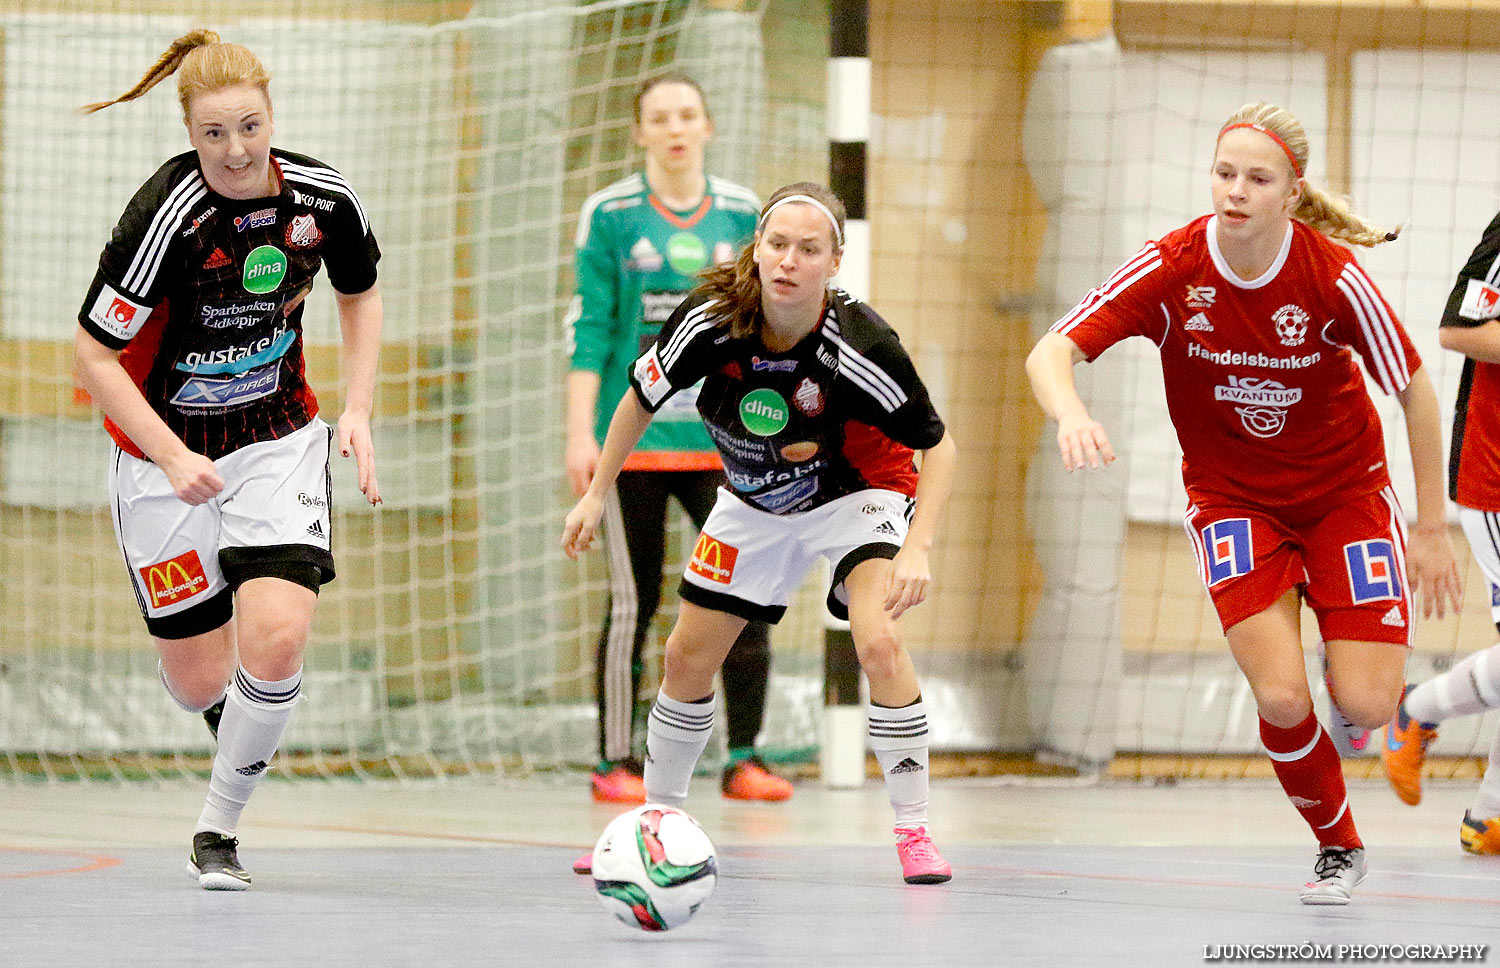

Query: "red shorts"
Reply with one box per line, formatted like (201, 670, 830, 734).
(1182, 486, 1411, 645)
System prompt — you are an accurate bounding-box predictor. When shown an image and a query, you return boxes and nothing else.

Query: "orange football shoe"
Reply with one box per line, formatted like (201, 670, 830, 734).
(591, 761, 646, 804)
(1461, 811, 1500, 855)
(721, 755, 793, 801)
(1380, 686, 1437, 806)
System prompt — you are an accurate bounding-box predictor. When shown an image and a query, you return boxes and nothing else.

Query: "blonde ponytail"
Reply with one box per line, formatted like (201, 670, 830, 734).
(80, 29, 271, 121)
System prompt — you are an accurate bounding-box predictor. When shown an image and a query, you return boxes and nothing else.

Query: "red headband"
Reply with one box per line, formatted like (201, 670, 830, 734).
(1218, 121, 1303, 179)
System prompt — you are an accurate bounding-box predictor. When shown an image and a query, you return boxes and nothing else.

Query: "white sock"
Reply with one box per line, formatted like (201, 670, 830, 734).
(196, 667, 301, 837)
(643, 690, 714, 808)
(1406, 644, 1500, 724)
(1473, 728, 1500, 820)
(868, 698, 930, 829)
(158, 659, 226, 714)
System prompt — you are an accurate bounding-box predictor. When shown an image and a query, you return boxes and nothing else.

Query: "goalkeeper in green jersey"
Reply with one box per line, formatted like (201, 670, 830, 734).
(563, 75, 793, 836)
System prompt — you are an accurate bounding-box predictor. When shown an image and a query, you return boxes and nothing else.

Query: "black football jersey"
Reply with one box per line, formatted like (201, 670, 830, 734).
(630, 288, 945, 514)
(78, 148, 379, 460)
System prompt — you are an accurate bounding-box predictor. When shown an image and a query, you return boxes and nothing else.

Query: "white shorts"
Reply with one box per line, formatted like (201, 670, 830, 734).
(108, 418, 335, 639)
(1458, 505, 1500, 628)
(678, 487, 914, 623)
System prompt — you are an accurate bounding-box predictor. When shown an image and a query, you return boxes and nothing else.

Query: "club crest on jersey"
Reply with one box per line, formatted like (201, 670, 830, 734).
(1200, 518, 1252, 586)
(1186, 285, 1216, 309)
(1460, 278, 1500, 321)
(793, 377, 824, 416)
(1344, 539, 1402, 603)
(1214, 375, 1302, 438)
(286, 213, 322, 250)
(1272, 304, 1310, 347)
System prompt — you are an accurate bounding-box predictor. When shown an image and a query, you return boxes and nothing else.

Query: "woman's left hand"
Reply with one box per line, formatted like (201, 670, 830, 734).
(884, 546, 931, 619)
(338, 411, 381, 505)
(1407, 523, 1462, 620)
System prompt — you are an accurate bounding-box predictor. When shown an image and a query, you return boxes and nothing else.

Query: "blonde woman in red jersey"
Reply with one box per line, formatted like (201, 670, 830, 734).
(1026, 103, 1462, 904)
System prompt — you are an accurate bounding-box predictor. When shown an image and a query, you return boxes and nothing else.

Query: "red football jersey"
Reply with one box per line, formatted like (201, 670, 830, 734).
(1054, 215, 1419, 514)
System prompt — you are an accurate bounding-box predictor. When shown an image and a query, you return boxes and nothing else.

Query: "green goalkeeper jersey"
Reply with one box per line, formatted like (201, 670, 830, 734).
(566, 171, 759, 469)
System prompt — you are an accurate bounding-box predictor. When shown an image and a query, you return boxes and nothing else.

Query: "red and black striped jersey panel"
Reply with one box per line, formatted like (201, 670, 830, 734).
(1442, 210, 1500, 510)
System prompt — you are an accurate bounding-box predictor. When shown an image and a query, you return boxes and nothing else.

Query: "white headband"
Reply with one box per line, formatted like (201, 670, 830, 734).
(758, 194, 844, 247)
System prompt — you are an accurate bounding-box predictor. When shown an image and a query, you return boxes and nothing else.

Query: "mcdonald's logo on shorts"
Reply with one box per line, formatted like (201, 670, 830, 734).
(688, 533, 739, 585)
(139, 550, 209, 609)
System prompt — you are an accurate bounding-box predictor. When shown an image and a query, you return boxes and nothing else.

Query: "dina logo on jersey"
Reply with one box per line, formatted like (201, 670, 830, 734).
(1272, 304, 1310, 347)
(739, 389, 789, 436)
(666, 232, 708, 275)
(242, 245, 287, 294)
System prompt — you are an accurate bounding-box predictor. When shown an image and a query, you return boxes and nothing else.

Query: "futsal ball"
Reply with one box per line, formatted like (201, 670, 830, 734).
(592, 804, 717, 931)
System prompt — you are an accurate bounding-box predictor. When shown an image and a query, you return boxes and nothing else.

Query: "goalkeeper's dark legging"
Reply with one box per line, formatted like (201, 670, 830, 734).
(595, 469, 771, 764)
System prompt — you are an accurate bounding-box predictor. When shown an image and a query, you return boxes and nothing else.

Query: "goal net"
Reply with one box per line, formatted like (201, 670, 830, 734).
(0, 0, 830, 781)
(6, 0, 1499, 786)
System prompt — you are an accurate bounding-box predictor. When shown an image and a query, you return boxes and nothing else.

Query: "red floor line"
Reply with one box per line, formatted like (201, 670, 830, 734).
(0, 846, 123, 880)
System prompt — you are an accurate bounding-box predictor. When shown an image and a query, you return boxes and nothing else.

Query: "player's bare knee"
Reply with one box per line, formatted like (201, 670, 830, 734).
(167, 667, 230, 710)
(854, 629, 904, 682)
(1339, 693, 1399, 731)
(240, 622, 309, 681)
(1253, 686, 1312, 728)
(663, 634, 717, 684)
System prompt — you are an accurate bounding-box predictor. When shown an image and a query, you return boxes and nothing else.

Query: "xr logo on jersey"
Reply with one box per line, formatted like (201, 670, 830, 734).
(1200, 518, 1252, 586)
(1344, 539, 1402, 603)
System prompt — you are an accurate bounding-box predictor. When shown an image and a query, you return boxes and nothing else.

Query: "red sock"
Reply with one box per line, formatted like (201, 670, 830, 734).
(1259, 712, 1362, 849)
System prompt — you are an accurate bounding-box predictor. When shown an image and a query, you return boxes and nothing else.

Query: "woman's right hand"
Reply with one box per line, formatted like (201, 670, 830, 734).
(562, 492, 605, 559)
(1056, 412, 1115, 472)
(160, 448, 225, 505)
(565, 434, 600, 497)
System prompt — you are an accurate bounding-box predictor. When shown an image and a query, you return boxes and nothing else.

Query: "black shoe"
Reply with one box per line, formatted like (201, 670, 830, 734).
(203, 699, 225, 741)
(187, 832, 251, 891)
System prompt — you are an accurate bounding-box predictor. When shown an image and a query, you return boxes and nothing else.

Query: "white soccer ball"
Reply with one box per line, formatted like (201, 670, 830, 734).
(591, 804, 717, 931)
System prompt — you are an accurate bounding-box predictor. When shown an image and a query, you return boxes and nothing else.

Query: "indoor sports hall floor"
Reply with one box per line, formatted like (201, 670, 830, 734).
(3, 775, 1497, 967)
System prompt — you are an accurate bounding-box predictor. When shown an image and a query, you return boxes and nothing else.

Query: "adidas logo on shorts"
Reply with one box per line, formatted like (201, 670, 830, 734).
(306, 520, 325, 539)
(873, 521, 899, 537)
(1381, 606, 1404, 627)
(889, 757, 924, 774)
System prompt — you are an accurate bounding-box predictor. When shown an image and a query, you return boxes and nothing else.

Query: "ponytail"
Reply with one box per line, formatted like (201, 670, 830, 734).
(80, 29, 271, 121)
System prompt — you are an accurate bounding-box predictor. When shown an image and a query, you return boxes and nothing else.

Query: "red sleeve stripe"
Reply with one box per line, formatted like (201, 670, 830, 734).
(1336, 263, 1410, 394)
(121, 172, 207, 296)
(1053, 244, 1162, 335)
